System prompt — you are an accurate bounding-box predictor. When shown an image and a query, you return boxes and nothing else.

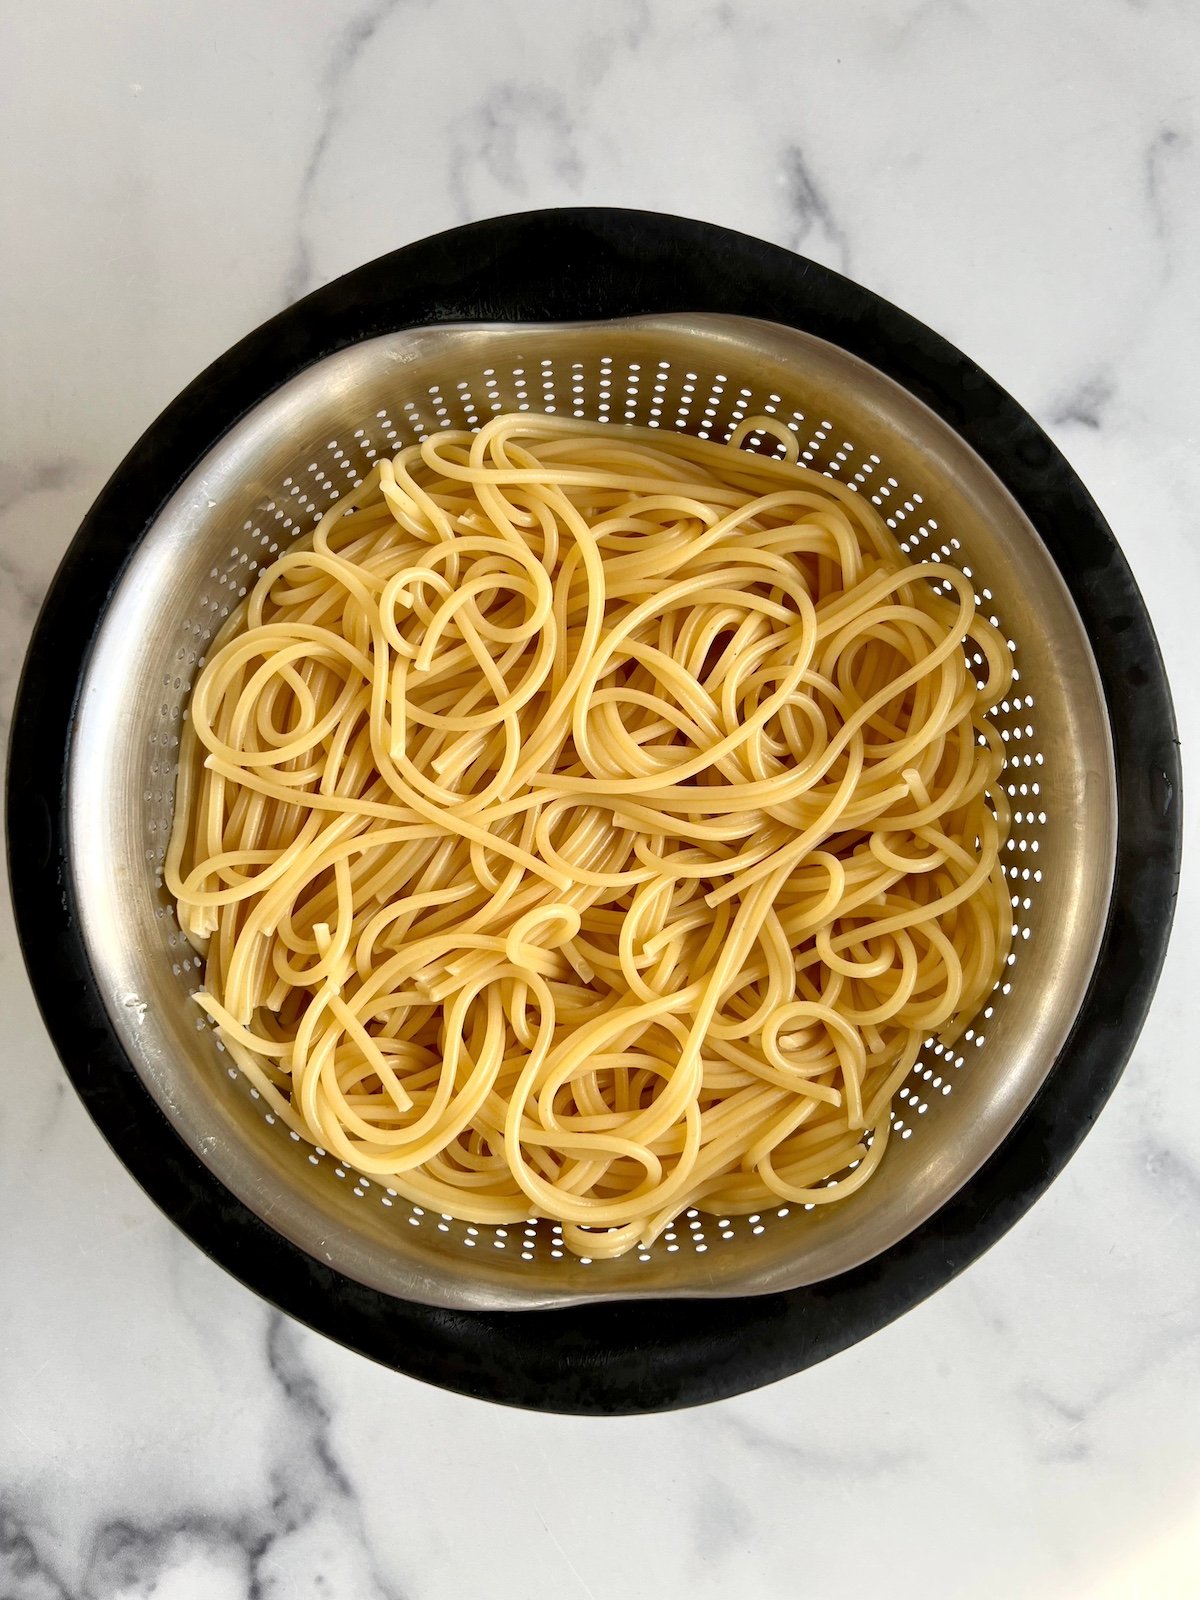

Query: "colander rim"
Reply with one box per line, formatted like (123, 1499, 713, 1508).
(6, 207, 1181, 1414)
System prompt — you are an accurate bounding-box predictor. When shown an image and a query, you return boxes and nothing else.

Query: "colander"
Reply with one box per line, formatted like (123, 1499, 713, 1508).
(8, 210, 1180, 1413)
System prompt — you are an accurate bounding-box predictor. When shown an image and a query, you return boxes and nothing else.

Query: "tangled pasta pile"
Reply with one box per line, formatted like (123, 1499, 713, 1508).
(167, 412, 1012, 1258)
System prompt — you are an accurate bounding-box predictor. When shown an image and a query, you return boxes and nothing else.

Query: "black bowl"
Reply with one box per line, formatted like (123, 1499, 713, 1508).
(6, 209, 1181, 1413)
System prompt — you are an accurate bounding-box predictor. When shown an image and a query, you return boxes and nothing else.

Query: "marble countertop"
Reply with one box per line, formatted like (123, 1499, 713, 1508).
(2, 3, 1197, 1596)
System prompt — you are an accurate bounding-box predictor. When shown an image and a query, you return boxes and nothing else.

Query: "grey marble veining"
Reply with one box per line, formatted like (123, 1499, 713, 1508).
(2, 2, 1198, 1596)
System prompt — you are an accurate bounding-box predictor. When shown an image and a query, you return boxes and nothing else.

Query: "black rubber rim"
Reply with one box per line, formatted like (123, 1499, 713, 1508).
(7, 209, 1182, 1414)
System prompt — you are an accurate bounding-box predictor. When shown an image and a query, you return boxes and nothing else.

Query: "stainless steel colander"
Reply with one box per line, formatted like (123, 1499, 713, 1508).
(10, 212, 1178, 1407)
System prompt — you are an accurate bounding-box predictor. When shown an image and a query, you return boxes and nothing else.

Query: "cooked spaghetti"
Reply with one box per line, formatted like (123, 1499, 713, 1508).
(166, 412, 1013, 1259)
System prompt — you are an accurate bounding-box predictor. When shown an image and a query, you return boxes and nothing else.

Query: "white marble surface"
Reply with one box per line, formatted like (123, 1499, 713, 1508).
(2, 2, 1198, 1596)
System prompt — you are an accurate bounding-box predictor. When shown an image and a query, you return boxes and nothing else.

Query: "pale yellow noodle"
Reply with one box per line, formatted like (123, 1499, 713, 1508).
(167, 412, 1013, 1258)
